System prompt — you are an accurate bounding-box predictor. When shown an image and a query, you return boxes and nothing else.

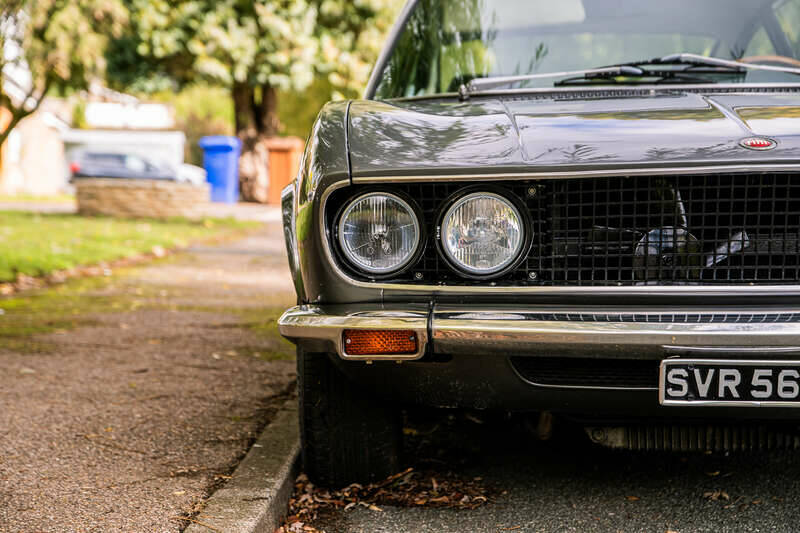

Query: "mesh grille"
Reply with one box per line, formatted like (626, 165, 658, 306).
(342, 174, 800, 286)
(510, 357, 659, 389)
(503, 312, 800, 323)
(588, 425, 800, 452)
(537, 174, 800, 285)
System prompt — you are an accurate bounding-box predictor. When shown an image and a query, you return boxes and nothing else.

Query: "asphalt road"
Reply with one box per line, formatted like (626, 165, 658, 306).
(311, 412, 800, 533)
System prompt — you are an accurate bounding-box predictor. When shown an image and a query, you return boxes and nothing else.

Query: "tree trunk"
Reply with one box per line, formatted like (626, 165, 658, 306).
(233, 83, 281, 203)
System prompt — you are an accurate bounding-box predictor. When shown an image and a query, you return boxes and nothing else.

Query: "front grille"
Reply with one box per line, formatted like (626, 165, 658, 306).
(537, 174, 800, 285)
(378, 174, 800, 286)
(503, 312, 800, 323)
(510, 357, 659, 389)
(587, 424, 800, 451)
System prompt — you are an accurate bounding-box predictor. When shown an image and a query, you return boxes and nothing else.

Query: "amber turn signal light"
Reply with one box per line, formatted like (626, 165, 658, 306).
(343, 329, 418, 356)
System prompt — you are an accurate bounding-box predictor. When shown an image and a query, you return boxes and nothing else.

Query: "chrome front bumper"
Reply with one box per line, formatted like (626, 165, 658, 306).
(278, 305, 800, 361)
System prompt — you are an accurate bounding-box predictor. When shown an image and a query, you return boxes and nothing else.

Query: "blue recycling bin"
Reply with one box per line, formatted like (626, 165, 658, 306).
(198, 136, 242, 203)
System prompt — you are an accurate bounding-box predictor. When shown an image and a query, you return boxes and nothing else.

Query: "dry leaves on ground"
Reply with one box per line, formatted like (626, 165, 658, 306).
(275, 467, 490, 533)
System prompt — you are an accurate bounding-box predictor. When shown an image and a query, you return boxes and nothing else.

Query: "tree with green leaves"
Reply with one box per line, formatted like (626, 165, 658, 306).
(0, 0, 128, 147)
(108, 0, 397, 201)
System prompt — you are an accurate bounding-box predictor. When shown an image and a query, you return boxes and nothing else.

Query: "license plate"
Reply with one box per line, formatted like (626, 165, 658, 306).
(660, 359, 800, 407)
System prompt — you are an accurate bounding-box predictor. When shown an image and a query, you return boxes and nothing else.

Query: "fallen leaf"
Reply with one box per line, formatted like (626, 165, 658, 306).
(626, 496, 640, 501)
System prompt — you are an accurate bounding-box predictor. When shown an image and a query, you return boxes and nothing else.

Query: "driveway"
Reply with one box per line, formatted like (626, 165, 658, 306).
(0, 225, 296, 532)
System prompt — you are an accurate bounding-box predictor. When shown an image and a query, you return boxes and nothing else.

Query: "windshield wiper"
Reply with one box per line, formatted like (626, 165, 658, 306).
(463, 53, 800, 98)
(660, 52, 800, 76)
(460, 65, 645, 98)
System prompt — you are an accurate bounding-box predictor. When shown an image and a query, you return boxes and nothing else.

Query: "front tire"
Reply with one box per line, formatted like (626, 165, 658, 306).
(297, 348, 402, 487)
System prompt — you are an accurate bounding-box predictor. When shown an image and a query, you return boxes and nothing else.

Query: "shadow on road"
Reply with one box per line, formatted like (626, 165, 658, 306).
(309, 409, 800, 532)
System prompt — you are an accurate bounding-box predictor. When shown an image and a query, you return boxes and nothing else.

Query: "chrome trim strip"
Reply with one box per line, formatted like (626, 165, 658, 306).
(278, 304, 428, 361)
(364, 0, 419, 99)
(659, 359, 800, 407)
(432, 309, 800, 356)
(280, 304, 800, 363)
(280, 182, 294, 201)
(352, 163, 800, 183)
(662, 345, 800, 354)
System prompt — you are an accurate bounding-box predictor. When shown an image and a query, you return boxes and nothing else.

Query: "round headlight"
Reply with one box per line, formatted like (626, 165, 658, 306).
(338, 192, 420, 275)
(441, 192, 525, 276)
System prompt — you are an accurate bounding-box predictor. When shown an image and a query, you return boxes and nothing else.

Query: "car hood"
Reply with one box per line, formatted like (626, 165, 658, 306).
(348, 91, 800, 178)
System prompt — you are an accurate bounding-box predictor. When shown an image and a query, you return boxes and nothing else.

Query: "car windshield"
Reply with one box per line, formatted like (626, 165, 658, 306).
(373, 0, 800, 98)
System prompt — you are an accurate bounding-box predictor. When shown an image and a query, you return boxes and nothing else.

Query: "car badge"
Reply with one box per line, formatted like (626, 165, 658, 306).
(739, 137, 777, 151)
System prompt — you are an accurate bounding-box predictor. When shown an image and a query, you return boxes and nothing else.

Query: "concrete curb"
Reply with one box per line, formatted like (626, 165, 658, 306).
(186, 399, 300, 533)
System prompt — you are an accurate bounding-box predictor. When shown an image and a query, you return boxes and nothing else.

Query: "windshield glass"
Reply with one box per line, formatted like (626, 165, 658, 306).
(373, 0, 800, 98)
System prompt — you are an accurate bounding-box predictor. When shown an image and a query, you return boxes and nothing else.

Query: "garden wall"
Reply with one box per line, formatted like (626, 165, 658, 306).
(75, 178, 209, 219)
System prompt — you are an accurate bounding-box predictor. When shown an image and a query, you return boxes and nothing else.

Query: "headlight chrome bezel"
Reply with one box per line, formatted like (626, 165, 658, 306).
(437, 188, 531, 279)
(335, 190, 424, 278)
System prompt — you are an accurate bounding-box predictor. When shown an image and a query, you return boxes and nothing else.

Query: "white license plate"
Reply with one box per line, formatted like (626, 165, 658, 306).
(660, 359, 800, 407)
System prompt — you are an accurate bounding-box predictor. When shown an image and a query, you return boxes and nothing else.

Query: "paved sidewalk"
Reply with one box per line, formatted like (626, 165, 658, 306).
(0, 225, 296, 532)
(0, 201, 76, 214)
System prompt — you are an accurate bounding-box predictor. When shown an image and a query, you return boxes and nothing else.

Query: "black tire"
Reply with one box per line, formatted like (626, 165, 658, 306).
(297, 348, 402, 487)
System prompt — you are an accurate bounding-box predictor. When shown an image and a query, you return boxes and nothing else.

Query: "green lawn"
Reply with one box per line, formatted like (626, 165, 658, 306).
(0, 211, 258, 282)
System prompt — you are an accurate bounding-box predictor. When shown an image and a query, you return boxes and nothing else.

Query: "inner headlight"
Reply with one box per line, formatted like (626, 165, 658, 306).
(441, 192, 525, 276)
(338, 192, 420, 275)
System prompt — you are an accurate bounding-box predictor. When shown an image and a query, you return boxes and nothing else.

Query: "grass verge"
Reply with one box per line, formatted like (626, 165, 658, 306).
(0, 274, 294, 358)
(0, 211, 258, 282)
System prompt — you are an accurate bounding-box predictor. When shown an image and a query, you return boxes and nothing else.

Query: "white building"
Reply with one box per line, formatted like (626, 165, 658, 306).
(1, 21, 190, 195)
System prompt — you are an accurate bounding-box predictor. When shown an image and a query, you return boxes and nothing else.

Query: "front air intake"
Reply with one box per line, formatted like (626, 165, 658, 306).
(586, 424, 800, 451)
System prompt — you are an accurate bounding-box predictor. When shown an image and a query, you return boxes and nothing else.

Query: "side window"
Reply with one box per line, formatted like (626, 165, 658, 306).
(124, 155, 147, 173)
(743, 26, 777, 57)
(774, 0, 800, 57)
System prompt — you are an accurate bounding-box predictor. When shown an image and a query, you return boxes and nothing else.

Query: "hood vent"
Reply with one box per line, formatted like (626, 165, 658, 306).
(498, 85, 800, 102)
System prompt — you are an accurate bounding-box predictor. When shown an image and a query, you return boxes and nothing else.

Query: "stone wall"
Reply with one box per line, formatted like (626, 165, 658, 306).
(75, 178, 209, 219)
